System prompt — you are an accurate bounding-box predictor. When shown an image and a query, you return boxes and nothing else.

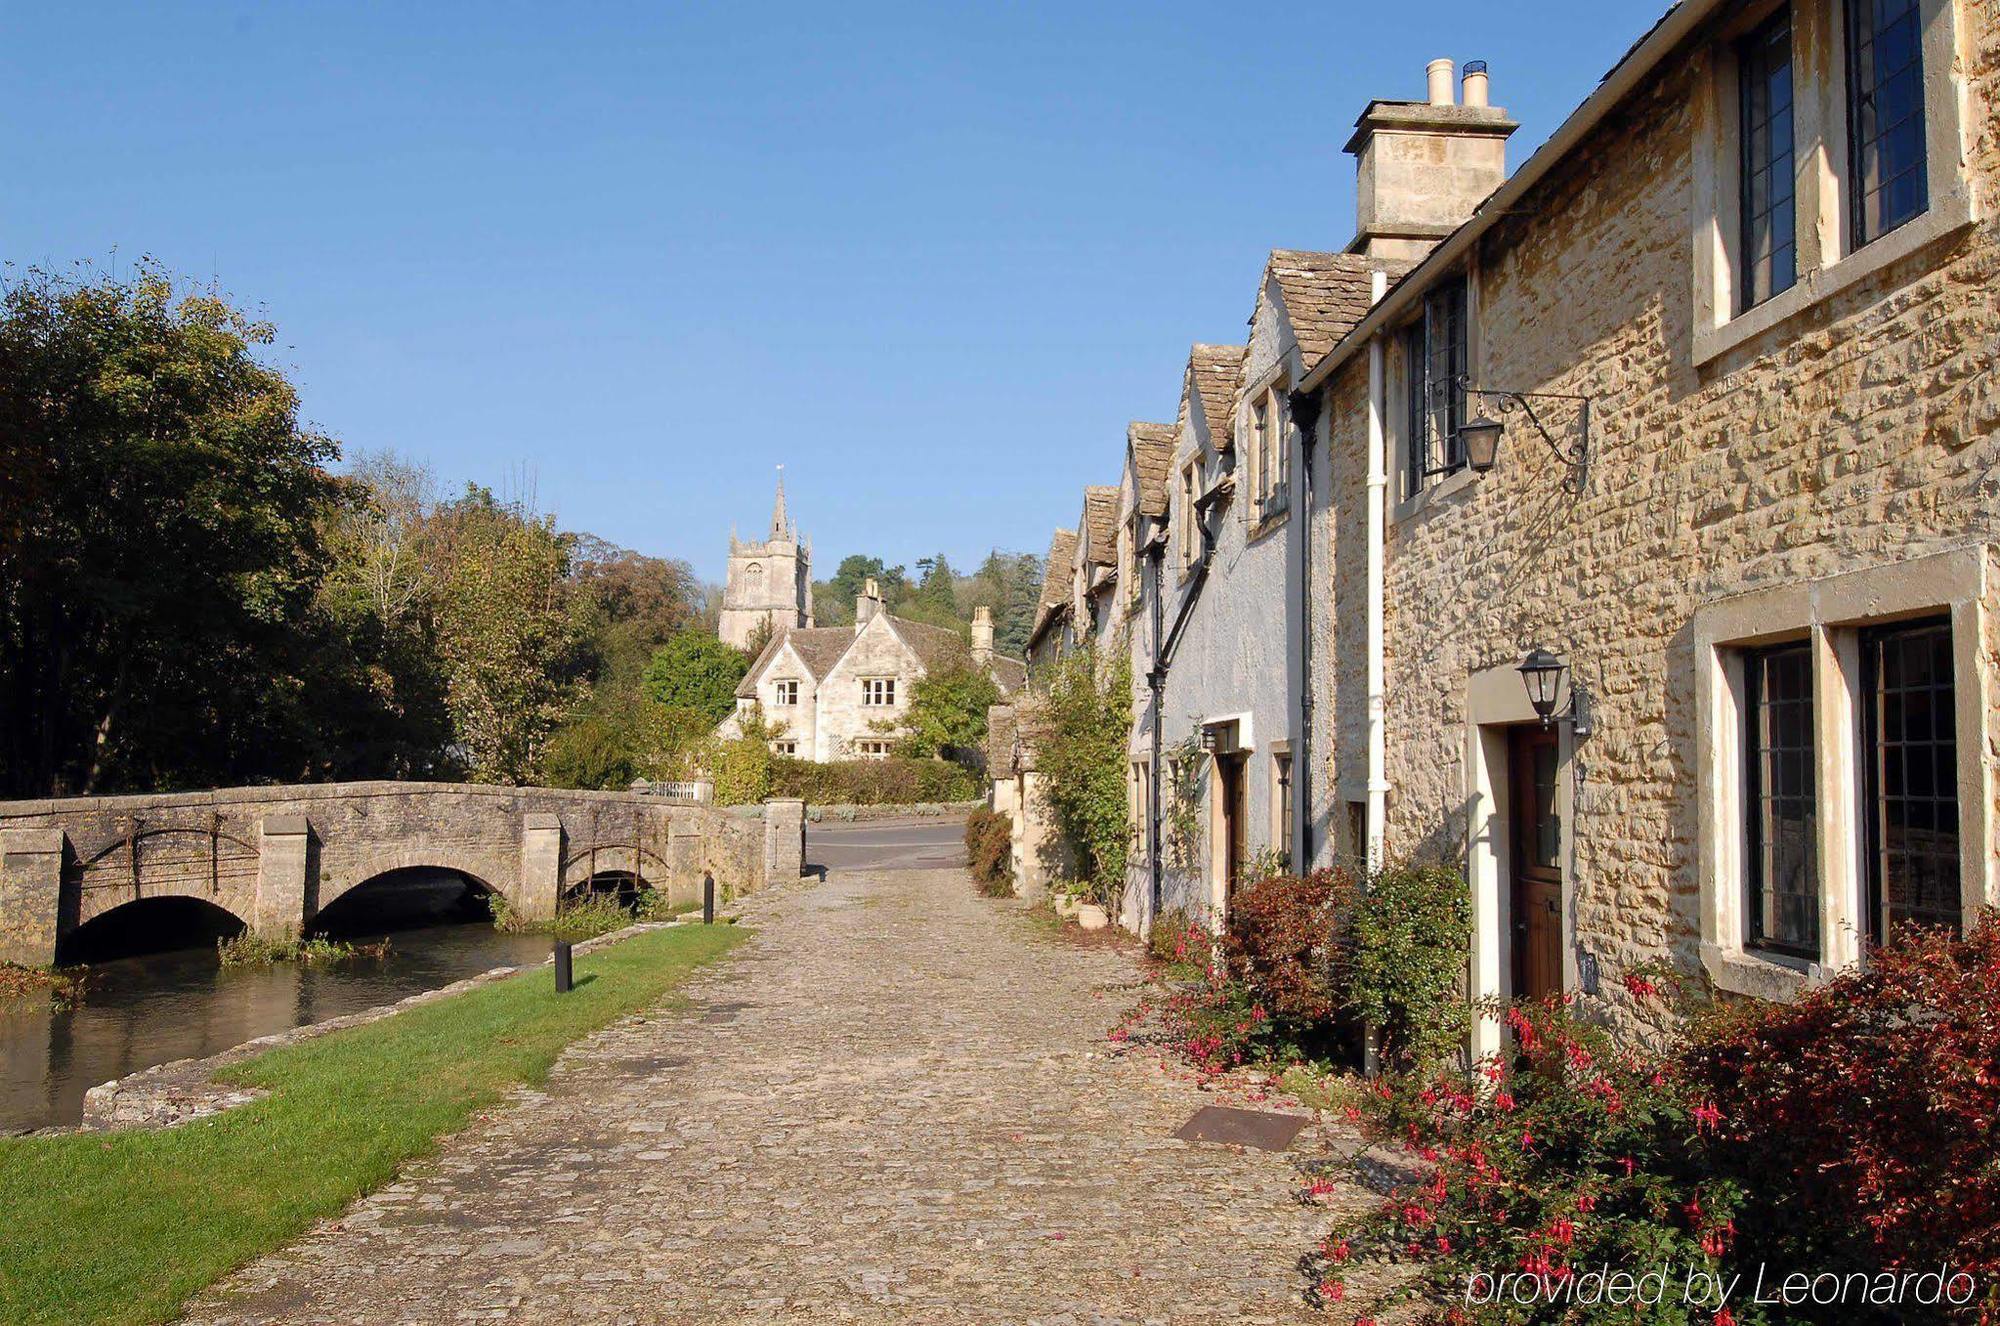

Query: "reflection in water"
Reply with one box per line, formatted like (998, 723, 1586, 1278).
(1, 871, 554, 1132)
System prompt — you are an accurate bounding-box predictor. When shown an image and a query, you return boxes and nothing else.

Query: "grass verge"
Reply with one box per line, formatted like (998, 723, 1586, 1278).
(0, 921, 747, 1326)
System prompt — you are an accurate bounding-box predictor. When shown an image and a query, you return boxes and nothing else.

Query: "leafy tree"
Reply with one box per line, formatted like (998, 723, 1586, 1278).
(890, 660, 1000, 760)
(0, 263, 365, 795)
(640, 631, 750, 722)
(424, 486, 596, 784)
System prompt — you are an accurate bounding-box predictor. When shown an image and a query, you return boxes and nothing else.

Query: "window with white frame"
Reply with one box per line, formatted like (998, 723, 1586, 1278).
(1694, 0, 1968, 362)
(774, 679, 799, 706)
(1399, 277, 1469, 498)
(855, 739, 893, 759)
(862, 677, 895, 707)
(1695, 550, 1987, 1000)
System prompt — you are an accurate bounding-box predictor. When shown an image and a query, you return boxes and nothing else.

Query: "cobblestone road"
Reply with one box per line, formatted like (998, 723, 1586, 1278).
(184, 866, 1333, 1324)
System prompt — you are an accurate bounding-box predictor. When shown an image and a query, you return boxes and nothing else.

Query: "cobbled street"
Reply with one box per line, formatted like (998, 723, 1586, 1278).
(184, 822, 1337, 1324)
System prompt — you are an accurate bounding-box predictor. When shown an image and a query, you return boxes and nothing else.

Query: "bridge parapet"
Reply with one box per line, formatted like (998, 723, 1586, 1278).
(0, 782, 799, 966)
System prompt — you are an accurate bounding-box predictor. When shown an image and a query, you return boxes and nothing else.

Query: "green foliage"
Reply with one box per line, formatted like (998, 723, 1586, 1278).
(0, 263, 361, 796)
(812, 549, 1041, 648)
(640, 631, 750, 722)
(216, 933, 388, 967)
(708, 706, 778, 805)
(891, 658, 1000, 760)
(1035, 648, 1133, 906)
(545, 894, 632, 944)
(767, 755, 980, 805)
(1345, 861, 1472, 1074)
(1160, 734, 1206, 870)
(964, 807, 1015, 896)
(425, 487, 597, 784)
(0, 923, 744, 1326)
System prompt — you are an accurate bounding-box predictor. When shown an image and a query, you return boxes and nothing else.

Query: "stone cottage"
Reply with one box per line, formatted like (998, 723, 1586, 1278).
(720, 581, 1025, 761)
(1007, 0, 2000, 1054)
(1286, 2, 1999, 1056)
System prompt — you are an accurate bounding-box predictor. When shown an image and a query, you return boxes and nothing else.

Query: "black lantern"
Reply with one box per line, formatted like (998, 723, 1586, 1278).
(1516, 647, 1567, 726)
(1460, 412, 1505, 473)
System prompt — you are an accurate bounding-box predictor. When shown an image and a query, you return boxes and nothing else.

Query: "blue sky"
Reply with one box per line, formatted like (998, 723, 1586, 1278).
(3, 1, 1662, 583)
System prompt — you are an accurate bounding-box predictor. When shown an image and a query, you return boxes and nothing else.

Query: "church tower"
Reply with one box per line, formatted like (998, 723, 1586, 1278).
(718, 469, 814, 650)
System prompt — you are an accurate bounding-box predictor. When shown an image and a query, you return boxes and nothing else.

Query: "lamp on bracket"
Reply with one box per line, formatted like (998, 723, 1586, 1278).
(1457, 379, 1592, 494)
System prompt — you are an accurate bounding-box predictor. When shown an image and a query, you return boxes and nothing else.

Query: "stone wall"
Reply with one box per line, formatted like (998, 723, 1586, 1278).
(1319, 0, 2000, 1040)
(0, 782, 787, 966)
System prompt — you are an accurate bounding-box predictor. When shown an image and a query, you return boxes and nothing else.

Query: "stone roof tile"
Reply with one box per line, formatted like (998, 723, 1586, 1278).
(1127, 421, 1176, 517)
(1188, 344, 1244, 452)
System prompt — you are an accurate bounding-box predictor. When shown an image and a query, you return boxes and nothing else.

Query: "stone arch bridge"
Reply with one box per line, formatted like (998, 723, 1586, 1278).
(0, 782, 805, 966)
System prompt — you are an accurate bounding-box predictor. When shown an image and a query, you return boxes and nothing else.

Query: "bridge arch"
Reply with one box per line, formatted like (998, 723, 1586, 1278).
(315, 846, 519, 920)
(58, 895, 244, 965)
(309, 863, 502, 937)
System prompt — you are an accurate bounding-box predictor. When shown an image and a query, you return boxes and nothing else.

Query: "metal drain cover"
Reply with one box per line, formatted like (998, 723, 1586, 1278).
(1173, 1105, 1308, 1152)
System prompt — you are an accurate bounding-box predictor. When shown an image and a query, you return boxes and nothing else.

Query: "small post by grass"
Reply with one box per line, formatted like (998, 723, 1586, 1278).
(0, 922, 747, 1326)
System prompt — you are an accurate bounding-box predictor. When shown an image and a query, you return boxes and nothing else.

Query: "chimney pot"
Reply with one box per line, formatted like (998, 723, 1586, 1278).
(855, 577, 882, 629)
(1427, 58, 1456, 106)
(1463, 60, 1490, 108)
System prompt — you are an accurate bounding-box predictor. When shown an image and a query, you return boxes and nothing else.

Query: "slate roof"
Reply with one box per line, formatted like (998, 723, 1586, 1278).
(1264, 250, 1391, 364)
(1127, 421, 1176, 518)
(1188, 344, 1244, 451)
(1079, 486, 1120, 568)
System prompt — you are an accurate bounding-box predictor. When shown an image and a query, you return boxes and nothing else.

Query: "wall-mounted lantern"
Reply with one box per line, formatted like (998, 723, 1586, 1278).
(1516, 646, 1593, 737)
(1458, 381, 1592, 494)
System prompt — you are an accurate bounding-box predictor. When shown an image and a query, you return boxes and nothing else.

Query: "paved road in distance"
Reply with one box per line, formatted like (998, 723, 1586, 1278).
(806, 815, 968, 872)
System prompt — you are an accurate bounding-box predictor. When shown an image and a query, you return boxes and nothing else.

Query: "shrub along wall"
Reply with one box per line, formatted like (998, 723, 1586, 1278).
(768, 756, 979, 806)
(964, 807, 1013, 897)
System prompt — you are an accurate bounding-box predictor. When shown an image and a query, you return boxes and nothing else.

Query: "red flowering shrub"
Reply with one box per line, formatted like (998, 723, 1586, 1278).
(1312, 993, 1747, 1325)
(1688, 913, 2000, 1313)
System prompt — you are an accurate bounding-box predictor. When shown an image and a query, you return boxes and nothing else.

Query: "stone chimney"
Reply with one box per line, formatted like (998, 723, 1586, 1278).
(1345, 58, 1518, 260)
(854, 577, 882, 630)
(970, 606, 994, 664)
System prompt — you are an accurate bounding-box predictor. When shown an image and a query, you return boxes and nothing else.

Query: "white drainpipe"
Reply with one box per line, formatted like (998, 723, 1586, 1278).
(1365, 269, 1390, 871)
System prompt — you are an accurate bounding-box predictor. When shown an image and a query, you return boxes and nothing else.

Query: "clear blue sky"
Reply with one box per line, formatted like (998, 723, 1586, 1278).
(3, 1, 1661, 583)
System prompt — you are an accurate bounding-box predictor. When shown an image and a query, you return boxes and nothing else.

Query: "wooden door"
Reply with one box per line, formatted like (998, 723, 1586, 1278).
(1508, 725, 1563, 1001)
(1219, 754, 1247, 894)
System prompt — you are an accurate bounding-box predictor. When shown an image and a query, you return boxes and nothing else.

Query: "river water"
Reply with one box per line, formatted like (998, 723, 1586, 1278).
(0, 873, 557, 1133)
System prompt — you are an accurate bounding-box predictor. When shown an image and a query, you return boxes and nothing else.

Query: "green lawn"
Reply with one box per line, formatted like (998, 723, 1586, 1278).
(0, 922, 747, 1326)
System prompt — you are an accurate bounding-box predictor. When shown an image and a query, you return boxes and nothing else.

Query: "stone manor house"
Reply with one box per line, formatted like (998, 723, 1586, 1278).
(993, 0, 2000, 1053)
(717, 479, 1026, 761)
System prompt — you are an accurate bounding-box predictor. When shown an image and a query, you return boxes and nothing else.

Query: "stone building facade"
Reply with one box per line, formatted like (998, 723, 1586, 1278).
(721, 581, 1025, 762)
(1006, 0, 2000, 1052)
(718, 472, 815, 650)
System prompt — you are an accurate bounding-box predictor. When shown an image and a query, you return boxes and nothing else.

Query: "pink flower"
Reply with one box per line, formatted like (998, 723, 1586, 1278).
(1691, 1100, 1724, 1132)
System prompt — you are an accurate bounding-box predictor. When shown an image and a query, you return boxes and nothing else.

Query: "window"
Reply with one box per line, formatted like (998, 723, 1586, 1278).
(1248, 390, 1288, 519)
(1862, 618, 1959, 938)
(1401, 278, 1469, 495)
(772, 740, 797, 756)
(855, 739, 892, 759)
(1738, 8, 1797, 311)
(1847, 0, 1928, 245)
(774, 679, 799, 706)
(1744, 642, 1818, 958)
(1176, 460, 1201, 574)
(862, 677, 895, 707)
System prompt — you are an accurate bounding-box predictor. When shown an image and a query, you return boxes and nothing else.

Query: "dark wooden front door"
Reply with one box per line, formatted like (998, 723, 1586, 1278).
(1508, 725, 1563, 1001)
(1218, 753, 1248, 894)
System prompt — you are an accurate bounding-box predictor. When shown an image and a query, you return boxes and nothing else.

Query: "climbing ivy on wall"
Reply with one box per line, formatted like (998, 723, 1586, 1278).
(1161, 733, 1206, 871)
(1036, 648, 1133, 907)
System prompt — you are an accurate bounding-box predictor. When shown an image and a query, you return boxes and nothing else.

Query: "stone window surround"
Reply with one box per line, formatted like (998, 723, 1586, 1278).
(1240, 365, 1293, 537)
(1691, 0, 1978, 367)
(1388, 259, 1483, 525)
(1174, 454, 1204, 583)
(773, 679, 800, 706)
(1268, 741, 1293, 858)
(854, 739, 892, 759)
(861, 677, 896, 707)
(1693, 544, 1996, 1002)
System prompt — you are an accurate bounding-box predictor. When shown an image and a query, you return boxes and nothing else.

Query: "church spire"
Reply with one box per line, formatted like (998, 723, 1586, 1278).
(770, 465, 790, 540)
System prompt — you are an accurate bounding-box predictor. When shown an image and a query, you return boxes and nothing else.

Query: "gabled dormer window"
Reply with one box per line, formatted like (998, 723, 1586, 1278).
(1246, 387, 1289, 523)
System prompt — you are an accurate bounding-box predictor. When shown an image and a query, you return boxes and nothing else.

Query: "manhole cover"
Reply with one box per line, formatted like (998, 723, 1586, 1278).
(1173, 1105, 1308, 1152)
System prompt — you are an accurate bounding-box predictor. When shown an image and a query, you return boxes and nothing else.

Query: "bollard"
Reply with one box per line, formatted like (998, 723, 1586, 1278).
(554, 940, 573, 993)
(703, 872, 715, 925)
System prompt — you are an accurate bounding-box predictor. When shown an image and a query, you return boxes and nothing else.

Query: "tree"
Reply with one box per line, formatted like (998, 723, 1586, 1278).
(0, 263, 361, 795)
(424, 486, 596, 784)
(641, 630, 750, 722)
(1036, 646, 1133, 906)
(892, 660, 1000, 761)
